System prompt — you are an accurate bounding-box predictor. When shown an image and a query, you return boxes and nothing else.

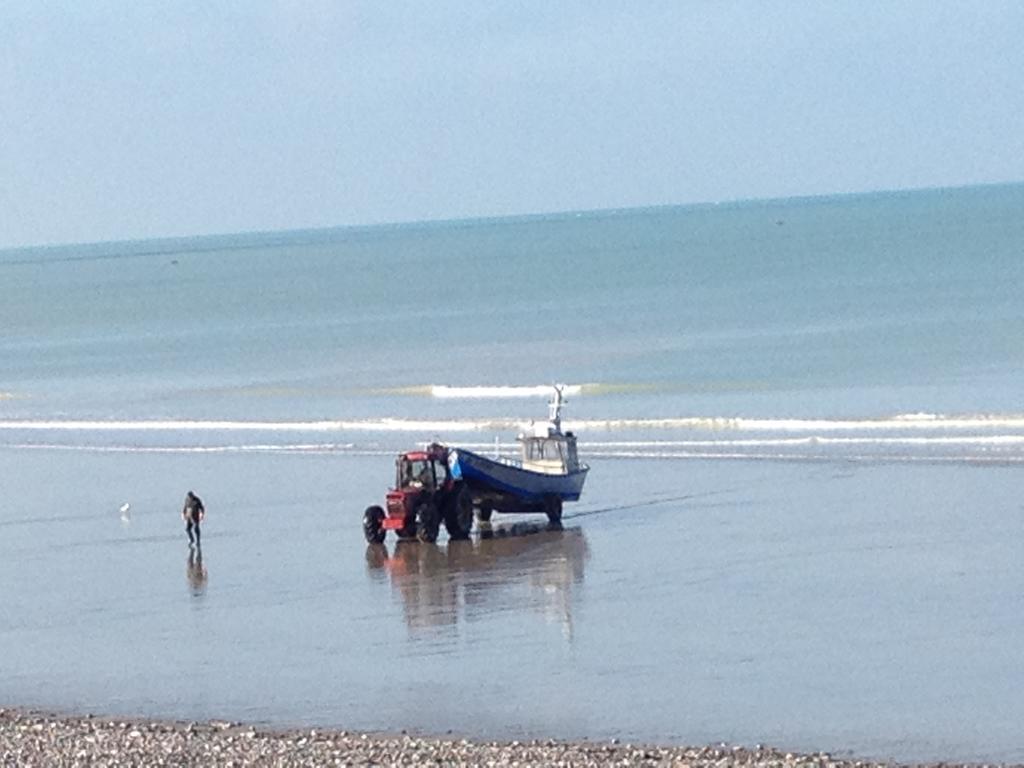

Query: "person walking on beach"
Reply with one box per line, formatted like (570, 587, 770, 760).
(182, 490, 205, 546)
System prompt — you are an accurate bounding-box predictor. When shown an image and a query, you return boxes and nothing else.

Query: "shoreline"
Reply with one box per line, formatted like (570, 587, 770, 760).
(0, 708, 1012, 767)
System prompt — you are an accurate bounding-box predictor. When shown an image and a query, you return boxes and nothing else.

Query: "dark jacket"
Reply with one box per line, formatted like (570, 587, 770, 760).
(183, 492, 205, 521)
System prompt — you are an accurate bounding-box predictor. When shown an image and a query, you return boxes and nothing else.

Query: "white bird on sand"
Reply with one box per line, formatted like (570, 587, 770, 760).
(119, 502, 131, 522)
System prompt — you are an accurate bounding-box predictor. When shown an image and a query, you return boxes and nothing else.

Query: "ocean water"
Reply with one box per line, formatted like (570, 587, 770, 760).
(2, 183, 1024, 761)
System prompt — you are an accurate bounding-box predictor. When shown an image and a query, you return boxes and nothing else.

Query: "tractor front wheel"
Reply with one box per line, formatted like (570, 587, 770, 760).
(362, 505, 386, 544)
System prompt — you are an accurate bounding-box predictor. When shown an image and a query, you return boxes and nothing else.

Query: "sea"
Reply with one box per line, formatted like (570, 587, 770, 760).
(2, 182, 1023, 762)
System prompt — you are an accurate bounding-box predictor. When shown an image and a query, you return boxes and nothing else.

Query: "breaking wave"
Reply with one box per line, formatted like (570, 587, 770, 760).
(2, 413, 1024, 433)
(3, 412, 1024, 464)
(373, 382, 659, 398)
(430, 384, 583, 399)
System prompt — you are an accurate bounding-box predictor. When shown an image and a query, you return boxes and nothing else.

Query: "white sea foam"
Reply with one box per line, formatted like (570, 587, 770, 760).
(578, 449, 1024, 464)
(3, 413, 1024, 434)
(583, 435, 1024, 447)
(381, 382, 658, 398)
(3, 410, 1024, 468)
(0, 418, 508, 432)
(7, 434, 1024, 463)
(4, 442, 361, 455)
(567, 414, 1024, 432)
(430, 384, 584, 399)
(10, 441, 1024, 465)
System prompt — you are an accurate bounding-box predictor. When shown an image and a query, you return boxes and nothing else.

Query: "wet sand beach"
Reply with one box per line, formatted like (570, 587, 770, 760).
(3, 448, 1024, 764)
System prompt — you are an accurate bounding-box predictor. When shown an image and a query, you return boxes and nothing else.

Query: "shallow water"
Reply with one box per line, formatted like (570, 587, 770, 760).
(2, 446, 1022, 763)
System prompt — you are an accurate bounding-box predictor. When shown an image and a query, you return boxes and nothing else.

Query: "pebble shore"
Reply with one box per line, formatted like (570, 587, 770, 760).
(0, 708, 1006, 767)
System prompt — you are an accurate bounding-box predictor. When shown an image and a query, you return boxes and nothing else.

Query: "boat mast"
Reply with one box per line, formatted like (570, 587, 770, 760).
(548, 384, 564, 435)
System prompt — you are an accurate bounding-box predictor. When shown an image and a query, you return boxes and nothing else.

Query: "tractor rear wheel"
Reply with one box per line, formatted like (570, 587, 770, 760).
(415, 502, 440, 543)
(444, 486, 474, 540)
(362, 505, 386, 544)
(544, 495, 563, 526)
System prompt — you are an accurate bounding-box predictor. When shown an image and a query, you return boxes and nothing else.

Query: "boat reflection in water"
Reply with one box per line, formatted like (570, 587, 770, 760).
(365, 523, 588, 639)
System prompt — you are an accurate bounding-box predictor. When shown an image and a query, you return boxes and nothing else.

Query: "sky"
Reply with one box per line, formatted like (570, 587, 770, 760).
(1, 1, 1023, 249)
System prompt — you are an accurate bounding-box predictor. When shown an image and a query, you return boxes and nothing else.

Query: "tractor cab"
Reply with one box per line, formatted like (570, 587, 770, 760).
(365, 442, 467, 543)
(396, 448, 451, 493)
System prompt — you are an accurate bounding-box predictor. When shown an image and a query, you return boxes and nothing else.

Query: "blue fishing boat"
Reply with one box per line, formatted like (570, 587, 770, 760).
(447, 386, 589, 523)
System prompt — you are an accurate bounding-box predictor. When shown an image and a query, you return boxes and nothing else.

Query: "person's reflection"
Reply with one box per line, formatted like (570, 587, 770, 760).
(187, 545, 208, 597)
(365, 525, 588, 638)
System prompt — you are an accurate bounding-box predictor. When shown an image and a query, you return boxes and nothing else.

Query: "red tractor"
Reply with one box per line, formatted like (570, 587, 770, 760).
(362, 443, 474, 544)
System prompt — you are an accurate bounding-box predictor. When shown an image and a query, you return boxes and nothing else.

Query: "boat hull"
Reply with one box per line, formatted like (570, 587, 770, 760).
(448, 448, 588, 503)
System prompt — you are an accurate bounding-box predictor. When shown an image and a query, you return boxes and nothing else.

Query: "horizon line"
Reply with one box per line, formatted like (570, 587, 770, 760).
(3, 178, 1022, 254)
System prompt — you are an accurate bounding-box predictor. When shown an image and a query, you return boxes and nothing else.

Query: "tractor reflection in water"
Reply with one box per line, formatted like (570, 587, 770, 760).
(365, 524, 589, 638)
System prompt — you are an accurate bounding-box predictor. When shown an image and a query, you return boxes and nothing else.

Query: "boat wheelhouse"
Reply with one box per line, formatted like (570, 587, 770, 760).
(447, 386, 589, 522)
